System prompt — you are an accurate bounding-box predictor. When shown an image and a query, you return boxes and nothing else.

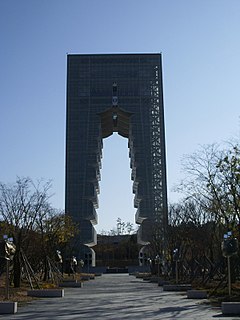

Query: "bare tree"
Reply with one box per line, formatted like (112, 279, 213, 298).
(171, 142, 240, 281)
(178, 142, 240, 228)
(0, 177, 52, 287)
(105, 218, 136, 236)
(33, 208, 78, 280)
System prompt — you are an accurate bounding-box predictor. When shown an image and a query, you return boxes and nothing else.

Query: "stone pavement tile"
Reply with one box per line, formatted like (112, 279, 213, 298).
(0, 274, 240, 319)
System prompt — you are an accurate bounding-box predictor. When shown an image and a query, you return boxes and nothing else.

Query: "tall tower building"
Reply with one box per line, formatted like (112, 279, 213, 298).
(65, 53, 168, 264)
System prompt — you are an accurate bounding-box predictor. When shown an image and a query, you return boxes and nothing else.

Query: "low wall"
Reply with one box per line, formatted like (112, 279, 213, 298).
(222, 302, 240, 315)
(0, 302, 17, 314)
(27, 289, 64, 297)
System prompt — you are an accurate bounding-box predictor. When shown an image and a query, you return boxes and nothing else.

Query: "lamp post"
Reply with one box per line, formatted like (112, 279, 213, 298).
(155, 255, 160, 285)
(173, 249, 180, 284)
(222, 233, 239, 296)
(5, 257, 10, 300)
(2, 235, 16, 300)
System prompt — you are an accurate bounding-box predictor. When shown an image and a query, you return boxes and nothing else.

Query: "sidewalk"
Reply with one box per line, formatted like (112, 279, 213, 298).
(1, 273, 239, 319)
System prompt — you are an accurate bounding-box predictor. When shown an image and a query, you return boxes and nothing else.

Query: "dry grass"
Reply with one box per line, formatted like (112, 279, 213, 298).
(0, 272, 90, 303)
(0, 283, 36, 304)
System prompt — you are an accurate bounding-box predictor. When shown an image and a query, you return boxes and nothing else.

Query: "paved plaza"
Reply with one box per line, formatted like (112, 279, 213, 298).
(1, 273, 240, 319)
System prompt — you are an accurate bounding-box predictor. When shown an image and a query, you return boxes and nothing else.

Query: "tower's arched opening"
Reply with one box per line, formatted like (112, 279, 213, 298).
(96, 133, 136, 234)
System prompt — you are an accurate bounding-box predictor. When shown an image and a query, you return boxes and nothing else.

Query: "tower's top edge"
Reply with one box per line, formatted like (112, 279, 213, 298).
(66, 52, 162, 57)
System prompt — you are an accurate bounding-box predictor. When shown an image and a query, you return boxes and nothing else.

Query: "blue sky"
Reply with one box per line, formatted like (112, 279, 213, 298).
(0, 0, 239, 232)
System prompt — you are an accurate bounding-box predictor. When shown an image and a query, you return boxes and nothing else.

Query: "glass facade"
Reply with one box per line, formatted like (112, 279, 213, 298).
(66, 54, 168, 263)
